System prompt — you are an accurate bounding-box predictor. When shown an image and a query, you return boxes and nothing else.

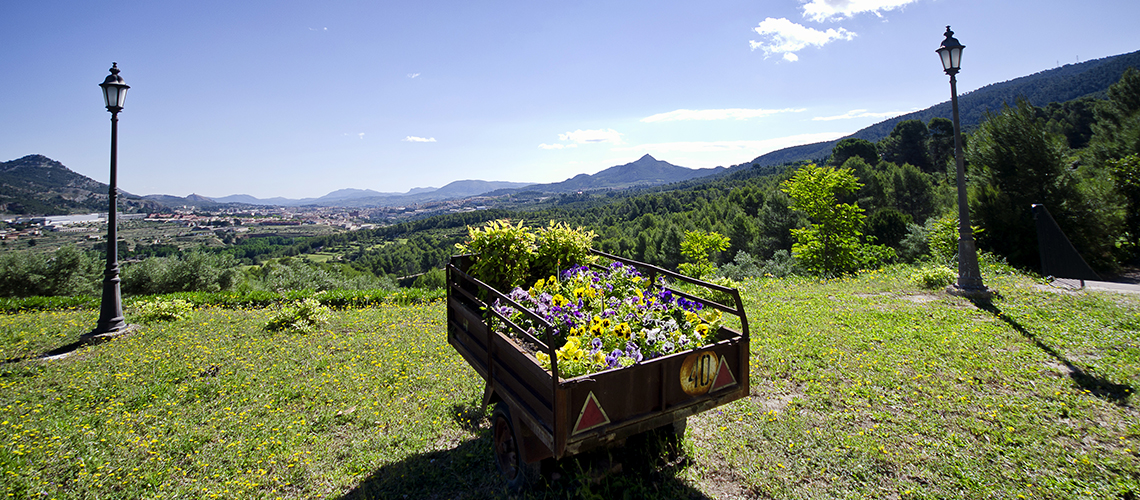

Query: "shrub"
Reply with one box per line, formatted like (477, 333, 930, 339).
(719, 251, 763, 280)
(457, 219, 596, 291)
(533, 221, 596, 280)
(913, 266, 956, 289)
(121, 252, 239, 295)
(411, 268, 446, 290)
(265, 298, 331, 333)
(132, 299, 194, 323)
(0, 246, 100, 298)
(456, 219, 536, 292)
(760, 250, 805, 278)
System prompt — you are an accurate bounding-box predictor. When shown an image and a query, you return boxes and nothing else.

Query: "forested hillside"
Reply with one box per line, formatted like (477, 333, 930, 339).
(746, 49, 1140, 169)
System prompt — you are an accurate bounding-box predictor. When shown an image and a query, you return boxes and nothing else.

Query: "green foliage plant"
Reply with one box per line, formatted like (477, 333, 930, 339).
(121, 252, 239, 295)
(677, 230, 729, 279)
(781, 163, 867, 275)
(1108, 153, 1140, 248)
(0, 245, 100, 298)
(927, 213, 962, 264)
(456, 219, 596, 291)
(265, 297, 331, 333)
(131, 298, 194, 323)
(911, 265, 956, 289)
(533, 221, 597, 281)
(455, 219, 536, 292)
(411, 268, 446, 289)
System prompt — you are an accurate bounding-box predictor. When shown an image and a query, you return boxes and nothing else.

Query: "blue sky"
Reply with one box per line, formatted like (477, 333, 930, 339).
(3, 0, 1139, 199)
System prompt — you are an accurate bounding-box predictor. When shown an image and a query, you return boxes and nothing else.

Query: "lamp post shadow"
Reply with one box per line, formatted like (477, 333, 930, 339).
(975, 300, 1133, 406)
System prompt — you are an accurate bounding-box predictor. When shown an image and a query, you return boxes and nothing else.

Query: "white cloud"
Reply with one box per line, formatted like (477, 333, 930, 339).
(557, 129, 624, 145)
(614, 132, 847, 156)
(641, 108, 805, 123)
(538, 143, 578, 150)
(812, 109, 911, 121)
(407, 73, 420, 78)
(358, 132, 365, 139)
(801, 0, 920, 22)
(749, 18, 855, 61)
(403, 136, 436, 143)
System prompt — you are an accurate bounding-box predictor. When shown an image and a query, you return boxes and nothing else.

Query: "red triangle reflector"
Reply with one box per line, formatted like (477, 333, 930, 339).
(573, 391, 610, 435)
(710, 355, 737, 391)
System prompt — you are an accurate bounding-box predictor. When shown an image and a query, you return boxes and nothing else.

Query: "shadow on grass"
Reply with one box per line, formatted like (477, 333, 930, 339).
(975, 299, 1134, 406)
(338, 404, 714, 499)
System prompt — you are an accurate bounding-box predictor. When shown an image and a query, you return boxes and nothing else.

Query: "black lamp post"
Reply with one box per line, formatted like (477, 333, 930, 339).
(937, 27, 992, 300)
(87, 63, 132, 338)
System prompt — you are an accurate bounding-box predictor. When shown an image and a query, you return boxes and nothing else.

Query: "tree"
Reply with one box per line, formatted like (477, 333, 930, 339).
(927, 117, 956, 172)
(879, 120, 933, 172)
(781, 164, 866, 275)
(678, 230, 730, 279)
(967, 100, 1110, 270)
(1091, 68, 1140, 162)
(829, 138, 879, 167)
(886, 162, 936, 224)
(865, 208, 912, 249)
(1108, 154, 1140, 249)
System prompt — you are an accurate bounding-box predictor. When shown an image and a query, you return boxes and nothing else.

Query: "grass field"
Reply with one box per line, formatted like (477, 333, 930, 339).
(1, 263, 1137, 499)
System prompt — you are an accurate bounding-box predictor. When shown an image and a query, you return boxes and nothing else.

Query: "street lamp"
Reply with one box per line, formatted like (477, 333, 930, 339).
(937, 27, 992, 300)
(87, 63, 133, 338)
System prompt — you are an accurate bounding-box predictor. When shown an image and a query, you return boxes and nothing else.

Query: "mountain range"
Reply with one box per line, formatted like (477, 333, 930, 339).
(746, 48, 1140, 167)
(4, 48, 1139, 215)
(0, 155, 163, 215)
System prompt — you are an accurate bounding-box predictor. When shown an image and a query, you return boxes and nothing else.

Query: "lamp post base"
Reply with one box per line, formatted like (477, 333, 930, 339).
(81, 323, 139, 345)
(945, 283, 996, 302)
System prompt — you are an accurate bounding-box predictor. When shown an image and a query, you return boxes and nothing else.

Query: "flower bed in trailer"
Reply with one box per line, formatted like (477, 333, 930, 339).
(490, 261, 725, 378)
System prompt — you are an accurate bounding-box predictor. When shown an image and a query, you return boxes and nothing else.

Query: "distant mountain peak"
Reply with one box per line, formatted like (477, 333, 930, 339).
(636, 154, 658, 163)
(2, 154, 68, 172)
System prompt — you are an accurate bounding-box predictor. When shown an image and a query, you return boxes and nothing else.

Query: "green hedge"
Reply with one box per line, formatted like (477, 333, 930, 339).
(0, 288, 444, 313)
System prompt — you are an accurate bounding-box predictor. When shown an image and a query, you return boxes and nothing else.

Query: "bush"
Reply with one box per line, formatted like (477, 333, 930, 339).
(719, 251, 764, 280)
(0, 246, 100, 298)
(411, 268, 446, 290)
(132, 299, 194, 323)
(457, 219, 596, 291)
(456, 219, 536, 292)
(760, 250, 805, 278)
(912, 266, 956, 289)
(247, 259, 395, 293)
(265, 298, 331, 333)
(533, 221, 597, 280)
(121, 252, 239, 295)
(897, 223, 930, 263)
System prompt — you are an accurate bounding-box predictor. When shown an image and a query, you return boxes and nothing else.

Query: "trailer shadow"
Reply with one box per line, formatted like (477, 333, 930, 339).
(974, 299, 1133, 406)
(338, 424, 714, 499)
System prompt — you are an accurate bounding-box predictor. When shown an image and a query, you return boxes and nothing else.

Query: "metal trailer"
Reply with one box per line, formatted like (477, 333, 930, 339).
(446, 249, 750, 488)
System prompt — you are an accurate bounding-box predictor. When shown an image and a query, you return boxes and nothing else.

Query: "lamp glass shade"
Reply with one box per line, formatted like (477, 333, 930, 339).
(102, 84, 127, 110)
(938, 47, 953, 72)
(937, 45, 963, 72)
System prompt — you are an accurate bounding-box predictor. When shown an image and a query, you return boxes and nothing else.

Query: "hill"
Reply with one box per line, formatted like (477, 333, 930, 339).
(0, 154, 162, 215)
(510, 154, 725, 194)
(747, 48, 1140, 168)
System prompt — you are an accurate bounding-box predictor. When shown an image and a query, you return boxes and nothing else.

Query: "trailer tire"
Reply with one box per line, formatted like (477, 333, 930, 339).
(491, 402, 538, 491)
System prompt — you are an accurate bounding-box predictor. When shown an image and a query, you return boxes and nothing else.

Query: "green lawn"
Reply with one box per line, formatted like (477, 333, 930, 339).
(1, 264, 1137, 499)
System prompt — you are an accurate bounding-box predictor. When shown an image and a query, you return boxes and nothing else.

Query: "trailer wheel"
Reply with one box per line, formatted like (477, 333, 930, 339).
(491, 402, 538, 490)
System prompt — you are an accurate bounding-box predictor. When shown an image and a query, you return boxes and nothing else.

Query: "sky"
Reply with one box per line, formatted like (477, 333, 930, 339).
(3, 0, 1139, 200)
